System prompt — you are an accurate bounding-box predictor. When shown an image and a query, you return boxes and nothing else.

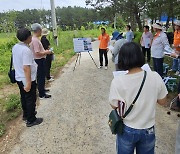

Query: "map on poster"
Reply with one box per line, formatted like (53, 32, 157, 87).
(73, 38, 93, 53)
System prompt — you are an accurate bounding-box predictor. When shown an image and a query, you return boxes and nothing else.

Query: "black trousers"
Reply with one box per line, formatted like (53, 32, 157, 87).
(153, 57, 164, 77)
(17, 81, 37, 123)
(178, 81, 180, 108)
(45, 55, 53, 80)
(99, 49, 108, 66)
(142, 47, 151, 62)
(35, 58, 46, 97)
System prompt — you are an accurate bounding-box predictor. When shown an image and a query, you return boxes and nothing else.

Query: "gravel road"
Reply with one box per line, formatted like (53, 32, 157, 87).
(8, 41, 179, 154)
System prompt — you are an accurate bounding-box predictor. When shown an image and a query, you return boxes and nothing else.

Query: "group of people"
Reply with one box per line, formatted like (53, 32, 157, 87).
(12, 23, 54, 127)
(98, 21, 180, 154)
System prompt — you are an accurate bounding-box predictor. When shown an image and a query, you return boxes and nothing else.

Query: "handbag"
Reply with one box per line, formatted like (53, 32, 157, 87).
(8, 55, 16, 84)
(108, 71, 147, 135)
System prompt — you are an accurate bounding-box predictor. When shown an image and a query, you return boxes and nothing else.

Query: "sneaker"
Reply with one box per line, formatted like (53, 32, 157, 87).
(39, 94, 52, 100)
(105, 66, 108, 70)
(22, 111, 37, 121)
(47, 78, 54, 82)
(26, 118, 43, 127)
(45, 89, 50, 93)
(175, 71, 179, 76)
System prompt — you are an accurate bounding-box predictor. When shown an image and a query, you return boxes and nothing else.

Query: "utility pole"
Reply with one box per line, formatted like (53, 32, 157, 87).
(114, 13, 117, 30)
(50, 0, 58, 46)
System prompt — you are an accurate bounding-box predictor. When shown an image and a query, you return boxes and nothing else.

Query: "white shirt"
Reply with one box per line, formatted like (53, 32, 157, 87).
(12, 43, 37, 83)
(112, 39, 128, 64)
(109, 71, 168, 129)
(151, 31, 170, 58)
(141, 32, 153, 48)
(126, 31, 134, 42)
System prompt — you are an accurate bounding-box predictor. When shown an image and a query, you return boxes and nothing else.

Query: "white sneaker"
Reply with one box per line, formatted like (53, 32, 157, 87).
(175, 71, 179, 76)
(98, 66, 102, 69)
(105, 66, 108, 70)
(47, 78, 55, 82)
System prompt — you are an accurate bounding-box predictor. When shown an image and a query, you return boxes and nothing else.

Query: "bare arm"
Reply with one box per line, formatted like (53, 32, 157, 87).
(35, 50, 51, 57)
(157, 96, 167, 106)
(23, 65, 31, 92)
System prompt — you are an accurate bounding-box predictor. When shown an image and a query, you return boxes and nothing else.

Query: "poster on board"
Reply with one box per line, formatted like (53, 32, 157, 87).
(73, 38, 93, 53)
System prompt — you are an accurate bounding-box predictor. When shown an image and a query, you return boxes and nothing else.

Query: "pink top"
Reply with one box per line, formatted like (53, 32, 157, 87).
(141, 32, 153, 48)
(30, 36, 46, 59)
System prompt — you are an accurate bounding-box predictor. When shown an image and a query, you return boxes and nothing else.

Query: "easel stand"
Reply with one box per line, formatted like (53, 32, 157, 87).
(73, 51, 98, 71)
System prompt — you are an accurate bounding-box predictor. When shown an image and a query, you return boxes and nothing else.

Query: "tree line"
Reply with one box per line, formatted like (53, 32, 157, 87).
(86, 0, 180, 31)
(0, 6, 112, 33)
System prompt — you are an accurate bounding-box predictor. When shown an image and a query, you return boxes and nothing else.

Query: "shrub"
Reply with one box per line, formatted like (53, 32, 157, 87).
(133, 31, 143, 44)
(4, 94, 21, 112)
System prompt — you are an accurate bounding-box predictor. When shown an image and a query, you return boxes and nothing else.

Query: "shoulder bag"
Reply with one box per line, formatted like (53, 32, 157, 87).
(108, 71, 147, 135)
(8, 55, 16, 84)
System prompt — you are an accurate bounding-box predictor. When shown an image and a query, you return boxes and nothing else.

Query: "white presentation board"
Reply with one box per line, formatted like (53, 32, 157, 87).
(73, 38, 93, 53)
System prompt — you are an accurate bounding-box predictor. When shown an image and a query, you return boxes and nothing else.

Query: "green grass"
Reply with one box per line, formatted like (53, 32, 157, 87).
(0, 28, 112, 137)
(0, 123, 5, 137)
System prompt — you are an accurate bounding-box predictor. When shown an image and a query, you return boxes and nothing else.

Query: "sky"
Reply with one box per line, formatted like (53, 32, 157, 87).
(0, 0, 88, 12)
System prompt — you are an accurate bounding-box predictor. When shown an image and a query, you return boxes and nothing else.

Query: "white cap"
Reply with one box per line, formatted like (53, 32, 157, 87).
(152, 23, 163, 30)
(31, 23, 42, 31)
(174, 20, 180, 26)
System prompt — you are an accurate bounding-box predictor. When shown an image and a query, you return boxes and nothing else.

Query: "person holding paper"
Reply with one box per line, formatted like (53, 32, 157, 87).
(151, 23, 170, 77)
(30, 23, 52, 99)
(41, 28, 54, 82)
(98, 27, 110, 70)
(140, 26, 153, 63)
(111, 31, 128, 71)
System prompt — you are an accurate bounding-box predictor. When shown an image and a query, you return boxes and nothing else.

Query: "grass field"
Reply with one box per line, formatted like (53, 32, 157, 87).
(0, 28, 115, 137)
(0, 28, 177, 137)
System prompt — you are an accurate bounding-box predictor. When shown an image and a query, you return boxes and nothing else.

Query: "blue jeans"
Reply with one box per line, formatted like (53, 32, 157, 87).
(172, 58, 180, 72)
(35, 58, 46, 97)
(116, 125, 155, 154)
(152, 57, 164, 77)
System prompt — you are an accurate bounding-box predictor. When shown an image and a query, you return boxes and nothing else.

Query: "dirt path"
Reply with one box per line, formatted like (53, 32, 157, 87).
(2, 41, 179, 154)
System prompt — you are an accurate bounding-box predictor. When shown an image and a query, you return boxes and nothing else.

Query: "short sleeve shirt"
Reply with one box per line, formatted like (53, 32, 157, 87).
(98, 33, 110, 49)
(174, 30, 180, 52)
(12, 43, 37, 82)
(30, 36, 46, 59)
(126, 31, 134, 42)
(141, 32, 153, 48)
(109, 71, 168, 129)
(41, 36, 50, 50)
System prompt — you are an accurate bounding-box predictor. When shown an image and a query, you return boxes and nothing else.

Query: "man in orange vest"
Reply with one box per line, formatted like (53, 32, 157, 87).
(98, 27, 110, 70)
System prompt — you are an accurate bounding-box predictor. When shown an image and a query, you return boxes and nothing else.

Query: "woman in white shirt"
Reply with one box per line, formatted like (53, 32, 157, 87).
(109, 42, 168, 154)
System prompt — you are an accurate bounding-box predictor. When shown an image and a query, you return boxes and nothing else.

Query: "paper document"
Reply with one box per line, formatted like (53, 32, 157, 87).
(107, 45, 114, 52)
(164, 46, 174, 53)
(113, 64, 151, 77)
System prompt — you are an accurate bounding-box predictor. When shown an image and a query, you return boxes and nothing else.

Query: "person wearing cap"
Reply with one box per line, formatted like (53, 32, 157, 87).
(170, 20, 180, 76)
(30, 23, 52, 99)
(98, 27, 110, 70)
(125, 25, 134, 42)
(151, 23, 170, 77)
(140, 25, 153, 63)
(41, 28, 54, 82)
(111, 31, 128, 71)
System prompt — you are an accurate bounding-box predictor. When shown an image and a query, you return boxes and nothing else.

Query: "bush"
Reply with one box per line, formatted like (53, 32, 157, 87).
(4, 94, 21, 112)
(0, 123, 5, 137)
(133, 31, 143, 44)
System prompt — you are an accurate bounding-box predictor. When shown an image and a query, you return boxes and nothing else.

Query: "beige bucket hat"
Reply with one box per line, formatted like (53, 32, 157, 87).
(152, 23, 163, 30)
(42, 28, 50, 36)
(174, 20, 180, 26)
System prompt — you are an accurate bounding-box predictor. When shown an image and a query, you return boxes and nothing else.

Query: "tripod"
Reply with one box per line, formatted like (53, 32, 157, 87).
(73, 51, 98, 71)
